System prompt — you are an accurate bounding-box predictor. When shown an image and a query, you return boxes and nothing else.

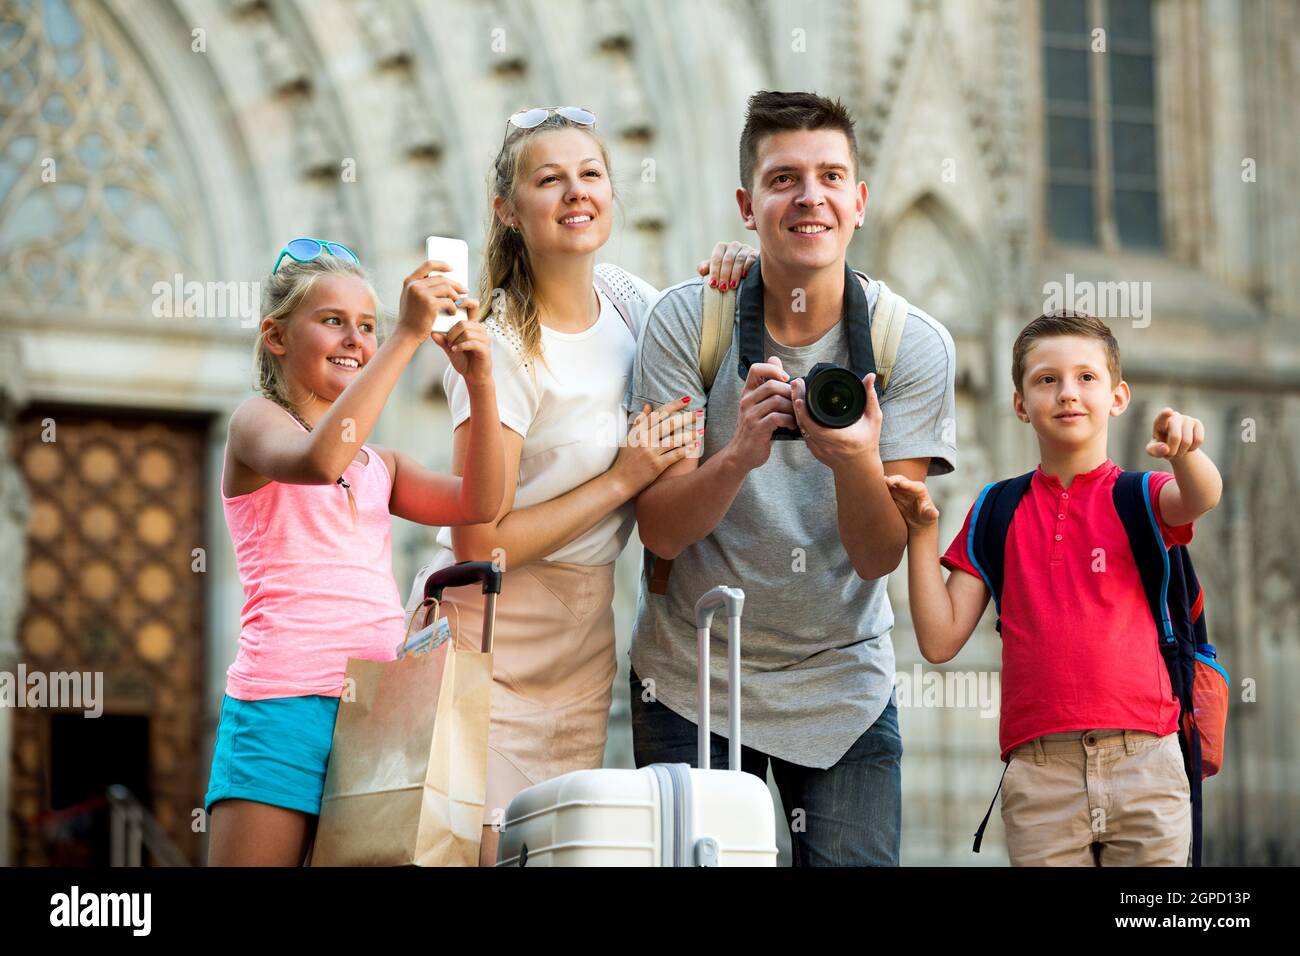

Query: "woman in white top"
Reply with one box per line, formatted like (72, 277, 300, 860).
(406, 107, 754, 865)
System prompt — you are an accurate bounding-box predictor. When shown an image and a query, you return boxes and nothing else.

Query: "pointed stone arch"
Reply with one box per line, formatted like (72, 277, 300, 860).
(872, 191, 991, 338)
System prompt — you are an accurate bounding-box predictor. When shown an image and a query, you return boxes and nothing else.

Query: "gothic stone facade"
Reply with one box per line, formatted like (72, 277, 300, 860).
(1, 0, 1296, 865)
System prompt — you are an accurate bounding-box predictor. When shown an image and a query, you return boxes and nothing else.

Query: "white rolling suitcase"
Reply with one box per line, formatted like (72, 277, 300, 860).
(495, 586, 778, 866)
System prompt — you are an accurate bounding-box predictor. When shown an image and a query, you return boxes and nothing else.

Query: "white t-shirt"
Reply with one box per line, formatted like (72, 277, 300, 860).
(436, 263, 661, 566)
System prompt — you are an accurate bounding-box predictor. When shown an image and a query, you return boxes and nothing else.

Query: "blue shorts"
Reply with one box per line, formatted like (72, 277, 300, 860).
(204, 694, 341, 816)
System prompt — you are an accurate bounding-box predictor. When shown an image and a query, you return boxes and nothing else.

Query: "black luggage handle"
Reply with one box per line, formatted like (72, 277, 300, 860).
(419, 561, 501, 654)
(423, 560, 502, 601)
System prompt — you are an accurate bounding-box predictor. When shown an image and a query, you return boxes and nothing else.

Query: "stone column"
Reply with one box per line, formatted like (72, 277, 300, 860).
(0, 332, 31, 867)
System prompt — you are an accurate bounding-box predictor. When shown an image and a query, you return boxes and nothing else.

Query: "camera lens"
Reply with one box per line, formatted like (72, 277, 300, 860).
(806, 365, 866, 428)
(822, 381, 853, 415)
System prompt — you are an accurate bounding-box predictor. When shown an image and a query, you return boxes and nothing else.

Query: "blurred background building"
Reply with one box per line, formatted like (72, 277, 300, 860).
(1, 0, 1296, 865)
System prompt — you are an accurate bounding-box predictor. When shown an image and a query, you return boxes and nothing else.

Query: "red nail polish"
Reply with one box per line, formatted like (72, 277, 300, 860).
(681, 396, 691, 404)
(709, 278, 717, 288)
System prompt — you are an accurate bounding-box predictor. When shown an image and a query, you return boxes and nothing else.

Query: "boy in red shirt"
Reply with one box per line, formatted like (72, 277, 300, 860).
(886, 311, 1223, 866)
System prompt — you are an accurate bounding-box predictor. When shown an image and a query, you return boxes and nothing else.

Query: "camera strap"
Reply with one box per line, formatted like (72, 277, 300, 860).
(735, 262, 878, 382)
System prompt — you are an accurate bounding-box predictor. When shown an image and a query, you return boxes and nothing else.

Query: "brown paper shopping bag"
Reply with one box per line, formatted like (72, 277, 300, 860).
(311, 561, 502, 867)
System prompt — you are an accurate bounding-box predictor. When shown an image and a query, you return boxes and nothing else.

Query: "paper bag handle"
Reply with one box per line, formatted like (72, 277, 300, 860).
(399, 595, 461, 657)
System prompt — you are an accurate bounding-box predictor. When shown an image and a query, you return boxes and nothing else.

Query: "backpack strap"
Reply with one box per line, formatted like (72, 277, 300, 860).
(1112, 470, 1204, 866)
(869, 282, 908, 392)
(963, 471, 1030, 855)
(972, 762, 1010, 854)
(699, 283, 737, 392)
(1112, 471, 1176, 648)
(1170, 545, 1206, 868)
(967, 471, 1034, 633)
(593, 270, 638, 341)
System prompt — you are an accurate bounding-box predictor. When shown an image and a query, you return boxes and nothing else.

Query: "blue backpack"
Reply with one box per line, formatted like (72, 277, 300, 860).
(966, 469, 1227, 867)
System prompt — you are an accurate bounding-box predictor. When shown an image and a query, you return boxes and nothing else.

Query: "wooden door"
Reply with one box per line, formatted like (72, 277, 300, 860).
(11, 408, 207, 864)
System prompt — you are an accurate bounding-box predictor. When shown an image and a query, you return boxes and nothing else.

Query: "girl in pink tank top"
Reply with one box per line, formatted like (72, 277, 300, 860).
(205, 243, 505, 866)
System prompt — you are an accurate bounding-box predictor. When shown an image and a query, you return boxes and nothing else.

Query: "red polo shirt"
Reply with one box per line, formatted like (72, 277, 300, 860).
(941, 459, 1193, 759)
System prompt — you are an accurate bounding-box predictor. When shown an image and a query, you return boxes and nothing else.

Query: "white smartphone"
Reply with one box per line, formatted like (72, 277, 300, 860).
(425, 235, 470, 333)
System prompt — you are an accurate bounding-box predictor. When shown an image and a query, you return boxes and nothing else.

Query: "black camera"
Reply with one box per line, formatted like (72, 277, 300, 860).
(734, 261, 879, 442)
(772, 362, 866, 440)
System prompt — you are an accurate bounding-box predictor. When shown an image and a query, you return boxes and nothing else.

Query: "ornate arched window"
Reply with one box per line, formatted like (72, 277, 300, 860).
(0, 0, 196, 318)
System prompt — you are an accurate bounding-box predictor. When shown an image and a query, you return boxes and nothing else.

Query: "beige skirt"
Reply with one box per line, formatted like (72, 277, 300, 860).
(407, 553, 617, 825)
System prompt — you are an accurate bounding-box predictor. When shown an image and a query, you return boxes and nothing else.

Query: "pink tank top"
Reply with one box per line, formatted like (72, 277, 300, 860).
(221, 410, 404, 700)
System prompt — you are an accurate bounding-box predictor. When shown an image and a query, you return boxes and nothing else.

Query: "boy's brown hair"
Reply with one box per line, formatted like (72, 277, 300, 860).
(738, 90, 858, 190)
(1012, 310, 1122, 393)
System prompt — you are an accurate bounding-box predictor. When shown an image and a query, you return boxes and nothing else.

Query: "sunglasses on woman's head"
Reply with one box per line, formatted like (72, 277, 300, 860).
(272, 238, 361, 274)
(506, 106, 597, 131)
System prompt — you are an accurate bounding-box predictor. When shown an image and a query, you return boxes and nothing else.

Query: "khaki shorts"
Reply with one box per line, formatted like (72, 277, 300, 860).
(1000, 729, 1191, 867)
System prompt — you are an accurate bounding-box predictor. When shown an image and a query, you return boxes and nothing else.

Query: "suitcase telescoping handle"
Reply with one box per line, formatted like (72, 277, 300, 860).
(423, 560, 502, 653)
(694, 586, 744, 772)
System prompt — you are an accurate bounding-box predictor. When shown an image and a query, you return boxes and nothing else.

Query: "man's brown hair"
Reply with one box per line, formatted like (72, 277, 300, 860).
(1012, 310, 1122, 393)
(738, 90, 859, 189)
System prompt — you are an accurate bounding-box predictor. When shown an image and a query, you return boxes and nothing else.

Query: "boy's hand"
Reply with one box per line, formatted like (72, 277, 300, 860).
(1145, 407, 1205, 460)
(885, 473, 940, 531)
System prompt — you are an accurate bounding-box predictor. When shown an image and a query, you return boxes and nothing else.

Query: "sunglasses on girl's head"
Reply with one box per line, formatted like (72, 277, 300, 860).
(272, 238, 360, 274)
(506, 106, 597, 131)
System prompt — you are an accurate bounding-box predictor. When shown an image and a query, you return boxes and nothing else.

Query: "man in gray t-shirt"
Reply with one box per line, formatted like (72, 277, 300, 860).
(625, 92, 956, 866)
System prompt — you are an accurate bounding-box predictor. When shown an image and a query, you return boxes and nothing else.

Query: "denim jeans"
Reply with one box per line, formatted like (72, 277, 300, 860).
(629, 668, 902, 866)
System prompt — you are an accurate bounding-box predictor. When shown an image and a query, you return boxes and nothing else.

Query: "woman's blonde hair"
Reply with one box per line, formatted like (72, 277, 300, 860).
(253, 252, 380, 414)
(480, 113, 617, 368)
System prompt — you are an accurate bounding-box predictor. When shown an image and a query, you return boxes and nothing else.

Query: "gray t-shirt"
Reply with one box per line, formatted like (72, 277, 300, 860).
(625, 271, 957, 768)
